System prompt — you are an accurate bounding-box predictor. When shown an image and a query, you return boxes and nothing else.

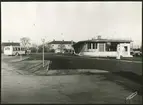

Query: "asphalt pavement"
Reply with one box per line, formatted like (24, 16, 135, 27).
(1, 54, 142, 104)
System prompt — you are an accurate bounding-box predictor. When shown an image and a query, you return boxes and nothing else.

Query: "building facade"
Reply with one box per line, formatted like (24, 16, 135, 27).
(1, 42, 20, 53)
(48, 40, 75, 53)
(73, 38, 133, 57)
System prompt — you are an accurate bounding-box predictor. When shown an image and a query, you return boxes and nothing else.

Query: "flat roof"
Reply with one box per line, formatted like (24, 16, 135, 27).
(1, 42, 20, 46)
(73, 39, 132, 46)
(48, 40, 75, 44)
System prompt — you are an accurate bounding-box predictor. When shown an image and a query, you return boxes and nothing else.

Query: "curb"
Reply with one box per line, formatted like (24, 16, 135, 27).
(46, 69, 109, 75)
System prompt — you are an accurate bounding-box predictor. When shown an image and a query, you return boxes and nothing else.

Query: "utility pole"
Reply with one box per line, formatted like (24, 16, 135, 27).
(20, 43, 22, 60)
(41, 38, 45, 67)
(20, 46, 22, 60)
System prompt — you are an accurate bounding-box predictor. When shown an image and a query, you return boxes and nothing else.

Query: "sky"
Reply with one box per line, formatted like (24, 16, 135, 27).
(1, 2, 142, 47)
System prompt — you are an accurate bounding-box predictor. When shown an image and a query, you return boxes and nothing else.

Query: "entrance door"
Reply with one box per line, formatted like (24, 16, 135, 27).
(122, 46, 128, 56)
(99, 43, 104, 52)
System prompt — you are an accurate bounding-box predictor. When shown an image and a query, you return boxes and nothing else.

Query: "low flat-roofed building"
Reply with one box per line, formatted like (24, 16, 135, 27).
(73, 36, 133, 57)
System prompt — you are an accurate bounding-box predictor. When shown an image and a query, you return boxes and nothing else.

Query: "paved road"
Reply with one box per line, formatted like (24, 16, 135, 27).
(1, 54, 141, 104)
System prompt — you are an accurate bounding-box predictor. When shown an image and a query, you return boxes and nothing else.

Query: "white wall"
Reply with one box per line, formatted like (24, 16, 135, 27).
(79, 43, 133, 57)
(80, 51, 117, 57)
(50, 44, 59, 49)
(50, 44, 73, 50)
(119, 43, 132, 57)
(64, 44, 73, 49)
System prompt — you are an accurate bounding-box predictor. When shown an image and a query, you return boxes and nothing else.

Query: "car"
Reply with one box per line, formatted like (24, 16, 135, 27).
(55, 49, 61, 53)
(55, 49, 64, 54)
(131, 50, 142, 56)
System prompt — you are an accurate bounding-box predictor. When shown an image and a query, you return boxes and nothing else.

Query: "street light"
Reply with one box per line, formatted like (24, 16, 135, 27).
(20, 42, 22, 60)
(41, 38, 45, 67)
(41, 36, 47, 67)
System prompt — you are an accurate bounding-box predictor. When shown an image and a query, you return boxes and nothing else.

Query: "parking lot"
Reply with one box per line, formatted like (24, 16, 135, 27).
(1, 54, 142, 104)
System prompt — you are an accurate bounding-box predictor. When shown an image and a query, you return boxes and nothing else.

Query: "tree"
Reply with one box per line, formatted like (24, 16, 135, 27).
(30, 43, 39, 53)
(20, 37, 31, 50)
(45, 42, 53, 52)
(38, 44, 47, 53)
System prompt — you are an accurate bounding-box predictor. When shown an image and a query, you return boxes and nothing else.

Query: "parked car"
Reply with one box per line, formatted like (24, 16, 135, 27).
(55, 49, 64, 54)
(131, 50, 142, 56)
(26, 49, 31, 55)
(64, 49, 75, 54)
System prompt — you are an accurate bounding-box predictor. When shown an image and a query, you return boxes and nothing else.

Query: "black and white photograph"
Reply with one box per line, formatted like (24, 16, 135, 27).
(1, 1, 142, 104)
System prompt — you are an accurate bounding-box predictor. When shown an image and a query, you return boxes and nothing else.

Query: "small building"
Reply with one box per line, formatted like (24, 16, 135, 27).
(73, 37, 133, 57)
(48, 40, 75, 53)
(1, 42, 20, 53)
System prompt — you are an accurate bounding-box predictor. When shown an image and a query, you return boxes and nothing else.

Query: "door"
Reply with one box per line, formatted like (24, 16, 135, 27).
(99, 43, 104, 52)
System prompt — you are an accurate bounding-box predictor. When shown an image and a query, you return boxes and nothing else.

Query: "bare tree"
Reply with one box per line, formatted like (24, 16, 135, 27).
(20, 37, 31, 50)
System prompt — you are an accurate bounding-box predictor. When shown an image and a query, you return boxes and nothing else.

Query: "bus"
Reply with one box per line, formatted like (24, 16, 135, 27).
(4, 46, 27, 56)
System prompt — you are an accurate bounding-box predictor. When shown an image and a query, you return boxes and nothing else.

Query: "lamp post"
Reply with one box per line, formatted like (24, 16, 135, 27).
(41, 38, 45, 67)
(61, 33, 64, 53)
(20, 43, 22, 60)
(20, 46, 22, 60)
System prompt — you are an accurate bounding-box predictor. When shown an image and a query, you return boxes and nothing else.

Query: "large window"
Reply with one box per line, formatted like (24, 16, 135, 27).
(5, 47, 10, 50)
(93, 43, 97, 49)
(13, 47, 16, 51)
(88, 43, 97, 49)
(18, 48, 20, 51)
(88, 43, 91, 49)
(106, 42, 118, 51)
(21, 48, 25, 51)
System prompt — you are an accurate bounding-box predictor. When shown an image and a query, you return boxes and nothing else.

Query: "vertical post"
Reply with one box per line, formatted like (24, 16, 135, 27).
(20, 45, 22, 60)
(97, 43, 99, 51)
(127, 44, 130, 56)
(116, 44, 121, 59)
(43, 42, 44, 67)
(61, 33, 64, 53)
(42, 39, 45, 67)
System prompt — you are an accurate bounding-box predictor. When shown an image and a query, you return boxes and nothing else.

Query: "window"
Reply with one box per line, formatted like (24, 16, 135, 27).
(13, 47, 16, 51)
(124, 46, 128, 51)
(93, 43, 95, 49)
(18, 48, 20, 51)
(93, 43, 97, 49)
(106, 42, 117, 51)
(88, 43, 91, 49)
(5, 47, 10, 50)
(21, 48, 23, 51)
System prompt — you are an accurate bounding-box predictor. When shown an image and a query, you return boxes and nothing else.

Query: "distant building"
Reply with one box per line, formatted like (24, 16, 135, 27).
(73, 36, 133, 57)
(1, 42, 20, 53)
(48, 40, 75, 53)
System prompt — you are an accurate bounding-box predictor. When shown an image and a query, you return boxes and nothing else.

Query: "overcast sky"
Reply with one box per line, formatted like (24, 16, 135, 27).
(1, 2, 142, 46)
